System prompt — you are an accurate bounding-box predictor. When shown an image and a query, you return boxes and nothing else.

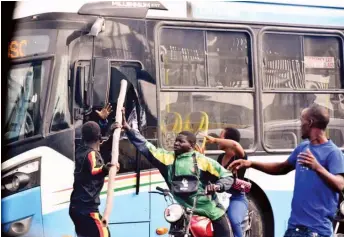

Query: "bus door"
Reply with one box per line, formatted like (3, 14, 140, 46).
(88, 58, 151, 237)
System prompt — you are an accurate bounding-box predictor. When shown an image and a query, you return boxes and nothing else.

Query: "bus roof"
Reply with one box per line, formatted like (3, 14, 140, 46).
(223, 0, 344, 8)
(13, 0, 344, 27)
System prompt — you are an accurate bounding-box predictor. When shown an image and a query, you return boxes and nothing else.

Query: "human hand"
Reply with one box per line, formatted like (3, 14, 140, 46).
(101, 214, 109, 227)
(102, 162, 114, 173)
(205, 183, 221, 194)
(229, 160, 252, 171)
(297, 149, 321, 171)
(96, 103, 112, 120)
(204, 135, 217, 144)
(120, 107, 130, 130)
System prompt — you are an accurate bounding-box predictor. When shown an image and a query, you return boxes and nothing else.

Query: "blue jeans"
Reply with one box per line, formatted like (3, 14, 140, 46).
(227, 194, 248, 237)
(284, 227, 330, 237)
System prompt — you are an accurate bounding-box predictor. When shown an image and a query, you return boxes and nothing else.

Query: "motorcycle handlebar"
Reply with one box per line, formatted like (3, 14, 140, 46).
(156, 187, 166, 192)
(148, 191, 164, 195)
(148, 187, 171, 197)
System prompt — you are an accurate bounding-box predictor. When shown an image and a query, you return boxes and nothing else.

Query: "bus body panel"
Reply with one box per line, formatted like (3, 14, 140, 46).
(2, 187, 44, 237)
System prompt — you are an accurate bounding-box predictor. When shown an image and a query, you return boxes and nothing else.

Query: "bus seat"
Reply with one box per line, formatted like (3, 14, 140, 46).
(183, 111, 209, 152)
(161, 112, 183, 134)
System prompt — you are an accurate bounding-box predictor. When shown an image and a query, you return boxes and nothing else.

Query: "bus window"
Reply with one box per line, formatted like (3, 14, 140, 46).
(304, 36, 343, 90)
(50, 55, 71, 132)
(263, 93, 344, 149)
(159, 28, 206, 87)
(159, 28, 253, 89)
(262, 32, 344, 150)
(99, 62, 151, 174)
(262, 33, 303, 89)
(159, 27, 255, 151)
(160, 91, 255, 150)
(262, 33, 343, 90)
(5, 60, 51, 144)
(207, 31, 252, 88)
(74, 61, 90, 108)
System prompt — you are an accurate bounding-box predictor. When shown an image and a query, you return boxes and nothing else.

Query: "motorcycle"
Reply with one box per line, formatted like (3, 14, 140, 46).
(334, 192, 344, 237)
(150, 186, 252, 237)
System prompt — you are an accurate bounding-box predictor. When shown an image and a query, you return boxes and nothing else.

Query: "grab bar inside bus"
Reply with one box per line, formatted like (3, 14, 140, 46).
(183, 111, 209, 152)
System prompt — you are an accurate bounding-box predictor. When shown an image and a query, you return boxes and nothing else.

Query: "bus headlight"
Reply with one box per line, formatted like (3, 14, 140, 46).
(3, 173, 30, 192)
(12, 175, 20, 190)
(164, 204, 184, 223)
(1, 159, 40, 198)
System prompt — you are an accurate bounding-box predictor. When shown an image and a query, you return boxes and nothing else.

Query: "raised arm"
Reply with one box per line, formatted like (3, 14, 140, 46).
(125, 128, 174, 168)
(113, 108, 174, 174)
(205, 135, 245, 158)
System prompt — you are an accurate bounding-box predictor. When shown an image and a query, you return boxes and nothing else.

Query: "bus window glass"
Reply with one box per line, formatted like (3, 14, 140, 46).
(159, 28, 206, 87)
(160, 92, 255, 150)
(74, 62, 91, 107)
(262, 34, 343, 90)
(263, 93, 344, 149)
(262, 34, 303, 89)
(50, 55, 71, 132)
(5, 60, 51, 143)
(304, 36, 343, 89)
(207, 31, 251, 88)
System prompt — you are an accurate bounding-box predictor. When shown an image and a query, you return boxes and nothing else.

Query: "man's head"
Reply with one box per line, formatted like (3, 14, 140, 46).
(82, 121, 102, 145)
(174, 131, 196, 155)
(219, 127, 241, 150)
(220, 127, 241, 142)
(300, 104, 330, 139)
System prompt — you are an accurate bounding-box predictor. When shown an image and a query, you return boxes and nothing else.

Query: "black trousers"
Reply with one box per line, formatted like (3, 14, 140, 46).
(69, 206, 111, 237)
(212, 214, 232, 237)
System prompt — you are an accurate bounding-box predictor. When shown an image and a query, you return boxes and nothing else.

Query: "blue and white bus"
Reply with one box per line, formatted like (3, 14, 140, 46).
(2, 1, 344, 236)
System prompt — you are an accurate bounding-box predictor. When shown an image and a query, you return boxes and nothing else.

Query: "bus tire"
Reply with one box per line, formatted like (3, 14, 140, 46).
(246, 193, 267, 237)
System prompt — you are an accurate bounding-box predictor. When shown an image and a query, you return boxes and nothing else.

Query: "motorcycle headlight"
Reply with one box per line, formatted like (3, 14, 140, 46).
(164, 204, 184, 223)
(340, 201, 344, 216)
(1, 159, 40, 198)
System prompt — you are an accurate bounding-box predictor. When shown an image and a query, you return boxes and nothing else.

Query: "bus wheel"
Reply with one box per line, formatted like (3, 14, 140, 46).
(247, 193, 265, 237)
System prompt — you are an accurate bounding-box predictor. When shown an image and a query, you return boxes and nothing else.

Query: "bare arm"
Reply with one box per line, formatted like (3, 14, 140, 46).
(206, 136, 245, 158)
(298, 149, 344, 192)
(315, 167, 344, 192)
(252, 160, 295, 175)
(229, 159, 295, 175)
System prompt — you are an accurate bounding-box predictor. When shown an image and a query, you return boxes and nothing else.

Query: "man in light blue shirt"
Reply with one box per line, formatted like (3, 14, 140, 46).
(230, 104, 344, 237)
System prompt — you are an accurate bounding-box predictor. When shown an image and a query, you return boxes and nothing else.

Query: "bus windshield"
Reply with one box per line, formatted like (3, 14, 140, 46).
(5, 60, 52, 144)
(5, 28, 57, 144)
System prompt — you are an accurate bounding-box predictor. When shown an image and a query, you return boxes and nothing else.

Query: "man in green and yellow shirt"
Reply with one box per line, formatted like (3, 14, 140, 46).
(115, 111, 234, 237)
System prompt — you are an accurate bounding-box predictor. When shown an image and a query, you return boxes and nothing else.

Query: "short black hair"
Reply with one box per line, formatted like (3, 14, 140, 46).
(82, 121, 101, 143)
(178, 131, 196, 145)
(306, 104, 330, 130)
(223, 127, 241, 142)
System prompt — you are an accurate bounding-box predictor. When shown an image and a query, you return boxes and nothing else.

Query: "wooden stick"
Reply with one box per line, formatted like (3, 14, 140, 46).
(102, 79, 127, 226)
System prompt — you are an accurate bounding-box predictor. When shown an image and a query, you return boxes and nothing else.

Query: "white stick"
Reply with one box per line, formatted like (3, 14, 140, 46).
(102, 79, 127, 225)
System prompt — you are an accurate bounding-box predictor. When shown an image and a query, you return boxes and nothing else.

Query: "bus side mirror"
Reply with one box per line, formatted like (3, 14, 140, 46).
(89, 57, 110, 108)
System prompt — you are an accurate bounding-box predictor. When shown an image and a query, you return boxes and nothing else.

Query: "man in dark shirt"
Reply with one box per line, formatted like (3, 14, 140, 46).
(69, 121, 114, 237)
